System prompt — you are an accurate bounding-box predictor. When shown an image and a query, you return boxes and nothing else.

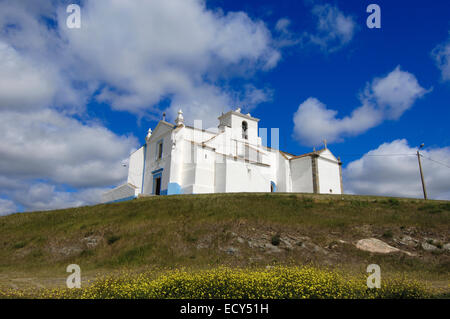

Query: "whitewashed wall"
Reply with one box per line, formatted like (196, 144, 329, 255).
(214, 155, 227, 193)
(317, 157, 341, 194)
(290, 157, 313, 193)
(127, 146, 144, 192)
(143, 126, 173, 195)
(225, 158, 271, 192)
(275, 152, 290, 192)
(102, 183, 138, 203)
(192, 147, 215, 193)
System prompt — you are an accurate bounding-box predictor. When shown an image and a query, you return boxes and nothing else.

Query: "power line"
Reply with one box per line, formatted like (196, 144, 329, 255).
(421, 155, 450, 169)
(337, 153, 417, 157)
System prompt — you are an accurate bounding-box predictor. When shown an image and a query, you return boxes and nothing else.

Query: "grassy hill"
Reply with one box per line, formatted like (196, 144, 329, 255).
(0, 193, 449, 294)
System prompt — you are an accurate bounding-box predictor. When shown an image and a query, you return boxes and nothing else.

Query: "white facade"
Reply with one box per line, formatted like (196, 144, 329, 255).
(102, 108, 343, 203)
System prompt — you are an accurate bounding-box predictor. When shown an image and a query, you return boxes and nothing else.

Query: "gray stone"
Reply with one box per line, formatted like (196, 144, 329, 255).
(264, 243, 282, 253)
(421, 242, 439, 252)
(225, 247, 239, 255)
(396, 235, 418, 247)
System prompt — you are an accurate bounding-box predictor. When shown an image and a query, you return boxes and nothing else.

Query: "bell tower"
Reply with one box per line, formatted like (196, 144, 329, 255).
(218, 107, 260, 145)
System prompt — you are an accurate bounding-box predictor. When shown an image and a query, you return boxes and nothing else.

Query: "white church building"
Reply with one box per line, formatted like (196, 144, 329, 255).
(102, 108, 343, 203)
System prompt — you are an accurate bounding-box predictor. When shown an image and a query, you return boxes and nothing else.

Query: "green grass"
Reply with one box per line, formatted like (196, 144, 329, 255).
(0, 193, 448, 294)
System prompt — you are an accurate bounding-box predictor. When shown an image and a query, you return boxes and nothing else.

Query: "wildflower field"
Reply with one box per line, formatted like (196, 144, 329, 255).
(0, 266, 431, 299)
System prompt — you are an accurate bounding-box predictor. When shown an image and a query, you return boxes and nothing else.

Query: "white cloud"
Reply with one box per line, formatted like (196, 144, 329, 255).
(0, 176, 111, 214)
(369, 66, 429, 119)
(0, 198, 17, 216)
(0, 3, 88, 112)
(0, 41, 56, 111)
(14, 183, 109, 213)
(307, 4, 356, 52)
(0, 109, 138, 188)
(0, 0, 280, 122)
(344, 139, 450, 200)
(293, 66, 428, 146)
(275, 18, 291, 33)
(54, 0, 280, 119)
(293, 98, 382, 146)
(274, 5, 356, 53)
(0, 109, 137, 213)
(273, 17, 301, 48)
(432, 33, 450, 81)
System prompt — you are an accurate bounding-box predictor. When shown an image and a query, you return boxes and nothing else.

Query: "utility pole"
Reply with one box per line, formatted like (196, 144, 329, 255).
(417, 145, 427, 200)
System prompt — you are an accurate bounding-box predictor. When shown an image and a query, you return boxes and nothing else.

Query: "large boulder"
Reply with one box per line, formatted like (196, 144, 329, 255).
(356, 238, 400, 254)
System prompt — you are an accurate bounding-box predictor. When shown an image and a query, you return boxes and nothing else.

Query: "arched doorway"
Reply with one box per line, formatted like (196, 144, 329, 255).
(270, 181, 276, 192)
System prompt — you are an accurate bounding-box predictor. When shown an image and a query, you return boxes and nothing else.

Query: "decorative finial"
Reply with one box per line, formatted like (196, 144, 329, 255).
(162, 112, 166, 121)
(175, 109, 184, 126)
(323, 139, 327, 149)
(235, 107, 241, 113)
(313, 147, 316, 152)
(146, 128, 152, 142)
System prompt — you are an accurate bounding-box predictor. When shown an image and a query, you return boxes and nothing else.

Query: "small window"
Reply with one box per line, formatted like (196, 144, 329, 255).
(242, 121, 248, 139)
(157, 141, 163, 159)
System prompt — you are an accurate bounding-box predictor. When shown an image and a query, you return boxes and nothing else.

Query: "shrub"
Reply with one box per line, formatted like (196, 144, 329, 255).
(382, 230, 393, 239)
(271, 234, 281, 246)
(0, 266, 431, 299)
(107, 235, 121, 245)
(13, 241, 26, 249)
(387, 198, 400, 206)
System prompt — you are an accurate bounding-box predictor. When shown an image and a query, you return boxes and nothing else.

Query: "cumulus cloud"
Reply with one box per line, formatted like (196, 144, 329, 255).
(344, 139, 450, 200)
(0, 0, 280, 123)
(0, 198, 17, 216)
(0, 109, 137, 215)
(293, 66, 428, 146)
(293, 98, 382, 146)
(53, 0, 280, 122)
(369, 66, 429, 119)
(432, 33, 450, 81)
(307, 4, 356, 52)
(0, 176, 112, 215)
(0, 41, 56, 111)
(0, 109, 138, 188)
(14, 183, 110, 213)
(0, 3, 88, 112)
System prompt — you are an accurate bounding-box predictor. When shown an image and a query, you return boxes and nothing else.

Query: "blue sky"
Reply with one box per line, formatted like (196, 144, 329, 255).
(0, 0, 449, 214)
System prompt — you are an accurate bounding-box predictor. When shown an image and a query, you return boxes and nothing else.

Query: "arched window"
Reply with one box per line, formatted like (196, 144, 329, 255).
(242, 121, 248, 139)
